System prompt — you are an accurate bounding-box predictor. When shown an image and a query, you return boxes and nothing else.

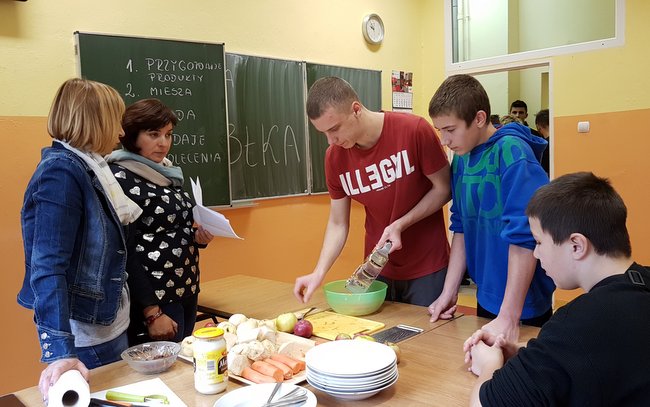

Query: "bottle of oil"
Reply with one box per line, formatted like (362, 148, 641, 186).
(345, 241, 392, 293)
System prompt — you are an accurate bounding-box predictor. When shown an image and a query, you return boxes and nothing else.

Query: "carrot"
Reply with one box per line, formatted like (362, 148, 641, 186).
(241, 366, 278, 384)
(270, 354, 305, 374)
(251, 360, 284, 382)
(264, 358, 294, 379)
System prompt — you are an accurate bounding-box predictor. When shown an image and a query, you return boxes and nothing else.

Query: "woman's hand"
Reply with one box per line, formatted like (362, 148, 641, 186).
(39, 358, 89, 403)
(147, 314, 178, 341)
(194, 225, 214, 245)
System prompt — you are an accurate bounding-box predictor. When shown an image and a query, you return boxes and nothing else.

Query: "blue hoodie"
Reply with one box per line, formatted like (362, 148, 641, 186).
(450, 123, 555, 319)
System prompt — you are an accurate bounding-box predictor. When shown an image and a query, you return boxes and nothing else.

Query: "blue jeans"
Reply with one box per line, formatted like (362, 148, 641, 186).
(76, 331, 128, 369)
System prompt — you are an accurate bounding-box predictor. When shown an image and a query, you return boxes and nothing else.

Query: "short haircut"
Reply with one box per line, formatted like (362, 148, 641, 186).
(500, 114, 524, 126)
(526, 172, 632, 257)
(120, 98, 178, 154)
(306, 76, 359, 120)
(48, 78, 125, 154)
(428, 74, 491, 127)
(535, 108, 550, 128)
(510, 100, 528, 112)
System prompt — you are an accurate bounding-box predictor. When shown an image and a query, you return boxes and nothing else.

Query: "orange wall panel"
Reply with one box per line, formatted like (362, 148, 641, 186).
(552, 108, 650, 304)
(0, 116, 366, 393)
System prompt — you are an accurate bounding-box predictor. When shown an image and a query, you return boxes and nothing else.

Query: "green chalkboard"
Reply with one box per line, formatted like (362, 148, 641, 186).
(306, 64, 382, 193)
(226, 53, 308, 200)
(75, 32, 230, 206)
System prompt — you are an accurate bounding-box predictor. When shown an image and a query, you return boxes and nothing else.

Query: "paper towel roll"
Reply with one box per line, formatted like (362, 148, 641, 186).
(48, 369, 90, 407)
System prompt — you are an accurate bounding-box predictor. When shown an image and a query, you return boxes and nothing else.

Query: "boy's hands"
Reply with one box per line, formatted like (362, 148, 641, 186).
(464, 329, 520, 368)
(428, 291, 458, 322)
(468, 340, 504, 377)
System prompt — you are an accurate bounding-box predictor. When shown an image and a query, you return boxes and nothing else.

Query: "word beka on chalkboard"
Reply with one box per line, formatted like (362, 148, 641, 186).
(225, 53, 309, 200)
(74, 32, 230, 206)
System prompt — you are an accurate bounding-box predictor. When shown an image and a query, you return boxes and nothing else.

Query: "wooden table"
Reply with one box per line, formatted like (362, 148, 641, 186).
(14, 276, 540, 406)
(197, 274, 451, 333)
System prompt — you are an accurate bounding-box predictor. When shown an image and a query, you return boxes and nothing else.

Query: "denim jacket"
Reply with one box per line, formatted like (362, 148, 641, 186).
(18, 142, 128, 363)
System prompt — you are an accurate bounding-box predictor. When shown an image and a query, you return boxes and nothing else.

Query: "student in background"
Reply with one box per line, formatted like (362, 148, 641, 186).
(535, 108, 550, 176)
(428, 74, 554, 343)
(489, 114, 502, 129)
(18, 78, 141, 401)
(294, 76, 451, 307)
(509, 100, 532, 128)
(467, 172, 650, 406)
(499, 114, 524, 126)
(107, 99, 213, 345)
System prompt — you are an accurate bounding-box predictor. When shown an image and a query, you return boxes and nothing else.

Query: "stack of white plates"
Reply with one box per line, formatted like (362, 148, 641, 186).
(305, 340, 398, 401)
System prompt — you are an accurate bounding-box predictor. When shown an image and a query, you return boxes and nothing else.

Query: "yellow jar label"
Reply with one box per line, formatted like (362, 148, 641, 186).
(194, 349, 227, 384)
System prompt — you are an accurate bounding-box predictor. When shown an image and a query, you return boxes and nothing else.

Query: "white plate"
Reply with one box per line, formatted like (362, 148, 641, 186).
(229, 369, 307, 386)
(306, 367, 398, 390)
(305, 340, 396, 376)
(213, 383, 317, 407)
(308, 373, 398, 401)
(306, 360, 395, 379)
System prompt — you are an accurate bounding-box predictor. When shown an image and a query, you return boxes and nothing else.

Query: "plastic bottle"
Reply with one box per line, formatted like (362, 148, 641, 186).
(345, 241, 392, 293)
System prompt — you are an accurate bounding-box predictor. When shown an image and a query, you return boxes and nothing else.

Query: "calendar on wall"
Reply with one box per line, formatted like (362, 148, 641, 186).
(391, 70, 413, 113)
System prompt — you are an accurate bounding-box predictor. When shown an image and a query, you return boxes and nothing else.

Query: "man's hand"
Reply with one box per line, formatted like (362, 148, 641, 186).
(378, 222, 404, 252)
(428, 291, 458, 322)
(294, 272, 323, 304)
(481, 314, 520, 344)
(39, 358, 89, 403)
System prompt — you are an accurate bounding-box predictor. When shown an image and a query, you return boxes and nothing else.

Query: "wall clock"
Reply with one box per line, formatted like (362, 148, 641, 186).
(362, 14, 384, 45)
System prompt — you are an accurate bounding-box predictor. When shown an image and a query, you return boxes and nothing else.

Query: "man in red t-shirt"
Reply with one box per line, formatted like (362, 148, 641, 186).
(293, 77, 451, 306)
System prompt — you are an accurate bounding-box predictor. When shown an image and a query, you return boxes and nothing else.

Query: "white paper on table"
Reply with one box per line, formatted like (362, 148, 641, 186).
(190, 177, 242, 239)
(91, 377, 186, 406)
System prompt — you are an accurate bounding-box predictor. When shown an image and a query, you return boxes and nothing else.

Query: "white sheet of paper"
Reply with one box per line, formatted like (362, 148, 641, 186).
(190, 178, 242, 239)
(91, 377, 186, 406)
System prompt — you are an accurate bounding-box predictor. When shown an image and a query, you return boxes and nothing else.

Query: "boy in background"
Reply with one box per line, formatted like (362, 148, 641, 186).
(428, 74, 554, 342)
(467, 172, 650, 406)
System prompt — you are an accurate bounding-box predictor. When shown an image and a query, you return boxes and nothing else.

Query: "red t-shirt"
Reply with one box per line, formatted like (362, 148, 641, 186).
(325, 112, 450, 280)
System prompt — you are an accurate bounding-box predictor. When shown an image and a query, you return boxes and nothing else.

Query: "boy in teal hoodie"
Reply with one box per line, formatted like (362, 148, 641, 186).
(428, 74, 555, 343)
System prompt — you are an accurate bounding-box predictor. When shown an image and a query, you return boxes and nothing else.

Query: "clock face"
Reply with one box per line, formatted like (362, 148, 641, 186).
(363, 14, 384, 44)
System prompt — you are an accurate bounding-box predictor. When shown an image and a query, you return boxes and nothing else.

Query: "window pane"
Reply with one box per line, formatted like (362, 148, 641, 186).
(453, 0, 616, 63)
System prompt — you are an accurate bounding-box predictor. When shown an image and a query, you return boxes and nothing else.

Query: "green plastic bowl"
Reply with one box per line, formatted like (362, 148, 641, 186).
(323, 280, 388, 316)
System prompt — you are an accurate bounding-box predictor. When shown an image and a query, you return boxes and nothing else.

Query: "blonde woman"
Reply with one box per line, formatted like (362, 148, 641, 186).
(18, 78, 141, 401)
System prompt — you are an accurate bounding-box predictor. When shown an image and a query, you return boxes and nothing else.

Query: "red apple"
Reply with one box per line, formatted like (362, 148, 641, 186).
(293, 319, 313, 338)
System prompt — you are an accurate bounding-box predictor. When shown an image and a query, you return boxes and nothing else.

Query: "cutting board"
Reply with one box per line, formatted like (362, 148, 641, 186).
(305, 311, 385, 341)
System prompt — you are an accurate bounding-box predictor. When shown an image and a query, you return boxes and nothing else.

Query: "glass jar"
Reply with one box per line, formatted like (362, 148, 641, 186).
(192, 327, 228, 394)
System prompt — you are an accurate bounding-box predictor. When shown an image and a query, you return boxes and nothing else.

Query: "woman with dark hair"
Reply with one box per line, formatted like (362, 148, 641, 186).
(107, 98, 213, 345)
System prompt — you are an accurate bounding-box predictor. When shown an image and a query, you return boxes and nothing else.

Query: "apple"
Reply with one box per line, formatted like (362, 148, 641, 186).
(335, 333, 352, 340)
(275, 312, 298, 333)
(293, 319, 313, 338)
(385, 341, 401, 364)
(353, 334, 376, 342)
